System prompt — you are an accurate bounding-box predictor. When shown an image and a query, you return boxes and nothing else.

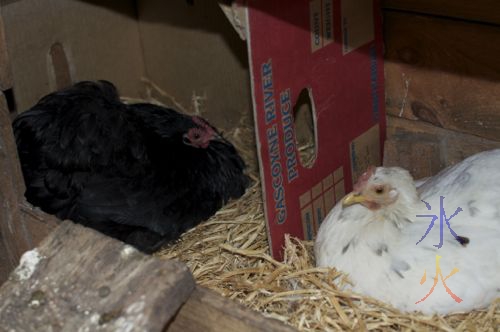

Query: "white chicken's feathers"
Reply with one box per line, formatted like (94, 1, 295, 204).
(315, 149, 500, 314)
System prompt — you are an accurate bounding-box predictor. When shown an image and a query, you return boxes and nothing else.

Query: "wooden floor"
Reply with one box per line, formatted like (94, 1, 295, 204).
(0, 231, 13, 285)
(0, 222, 296, 332)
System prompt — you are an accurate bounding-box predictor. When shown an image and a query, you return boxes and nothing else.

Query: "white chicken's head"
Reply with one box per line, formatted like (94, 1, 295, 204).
(342, 166, 419, 211)
(183, 116, 223, 149)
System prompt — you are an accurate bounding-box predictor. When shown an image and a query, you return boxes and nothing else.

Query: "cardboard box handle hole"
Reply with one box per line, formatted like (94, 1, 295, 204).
(293, 88, 317, 168)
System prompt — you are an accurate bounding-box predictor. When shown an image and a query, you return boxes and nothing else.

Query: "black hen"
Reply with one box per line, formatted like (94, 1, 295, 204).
(13, 80, 249, 253)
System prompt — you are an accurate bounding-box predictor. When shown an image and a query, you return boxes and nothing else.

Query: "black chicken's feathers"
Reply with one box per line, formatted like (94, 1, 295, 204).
(14, 81, 145, 175)
(128, 103, 194, 137)
(13, 80, 249, 253)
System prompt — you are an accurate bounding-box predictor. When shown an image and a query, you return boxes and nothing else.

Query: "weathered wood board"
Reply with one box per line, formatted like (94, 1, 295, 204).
(167, 286, 297, 332)
(384, 11, 500, 142)
(383, 0, 500, 25)
(384, 116, 500, 179)
(0, 92, 59, 284)
(0, 221, 196, 332)
(18, 201, 59, 248)
(0, 233, 11, 286)
(0, 92, 28, 274)
(0, 14, 13, 91)
(0, 201, 59, 285)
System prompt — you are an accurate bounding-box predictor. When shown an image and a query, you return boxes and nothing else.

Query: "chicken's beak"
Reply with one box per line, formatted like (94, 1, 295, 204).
(342, 192, 366, 207)
(211, 133, 229, 145)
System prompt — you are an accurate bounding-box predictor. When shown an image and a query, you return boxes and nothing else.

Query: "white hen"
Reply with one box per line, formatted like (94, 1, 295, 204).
(315, 149, 500, 314)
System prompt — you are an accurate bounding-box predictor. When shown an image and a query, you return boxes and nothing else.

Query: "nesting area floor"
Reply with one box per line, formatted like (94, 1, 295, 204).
(155, 122, 499, 332)
(121, 87, 499, 331)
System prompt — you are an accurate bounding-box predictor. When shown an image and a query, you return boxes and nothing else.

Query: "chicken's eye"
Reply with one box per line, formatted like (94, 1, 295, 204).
(189, 128, 204, 141)
(375, 186, 385, 195)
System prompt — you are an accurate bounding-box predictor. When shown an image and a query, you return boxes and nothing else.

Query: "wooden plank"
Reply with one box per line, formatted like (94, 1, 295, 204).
(384, 11, 500, 141)
(384, 138, 441, 181)
(19, 201, 59, 247)
(0, 92, 23, 198)
(384, 116, 500, 179)
(0, 202, 58, 285)
(382, 0, 500, 25)
(0, 90, 58, 283)
(0, 230, 13, 285)
(0, 92, 31, 274)
(0, 221, 195, 331)
(167, 286, 297, 332)
(0, 13, 13, 91)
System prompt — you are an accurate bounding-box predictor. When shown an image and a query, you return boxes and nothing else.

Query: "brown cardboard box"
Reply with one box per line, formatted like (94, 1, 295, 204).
(0, 0, 384, 259)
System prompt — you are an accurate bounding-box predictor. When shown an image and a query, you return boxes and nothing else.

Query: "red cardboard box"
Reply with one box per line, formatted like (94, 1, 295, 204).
(246, 0, 386, 258)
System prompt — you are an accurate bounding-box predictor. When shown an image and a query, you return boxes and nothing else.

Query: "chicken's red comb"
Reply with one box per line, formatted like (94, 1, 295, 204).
(191, 115, 217, 140)
(192, 116, 210, 129)
(353, 165, 376, 193)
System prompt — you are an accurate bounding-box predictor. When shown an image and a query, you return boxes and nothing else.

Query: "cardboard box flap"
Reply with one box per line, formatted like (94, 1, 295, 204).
(218, 0, 247, 41)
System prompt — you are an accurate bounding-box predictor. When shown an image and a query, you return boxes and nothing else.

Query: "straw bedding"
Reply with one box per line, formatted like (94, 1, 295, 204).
(124, 88, 499, 332)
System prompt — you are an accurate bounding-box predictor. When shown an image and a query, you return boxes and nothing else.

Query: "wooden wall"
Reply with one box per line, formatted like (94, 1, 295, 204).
(0, 14, 59, 285)
(382, 0, 500, 179)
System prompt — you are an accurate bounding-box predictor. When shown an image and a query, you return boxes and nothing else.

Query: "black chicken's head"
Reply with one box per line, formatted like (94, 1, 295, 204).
(183, 116, 223, 149)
